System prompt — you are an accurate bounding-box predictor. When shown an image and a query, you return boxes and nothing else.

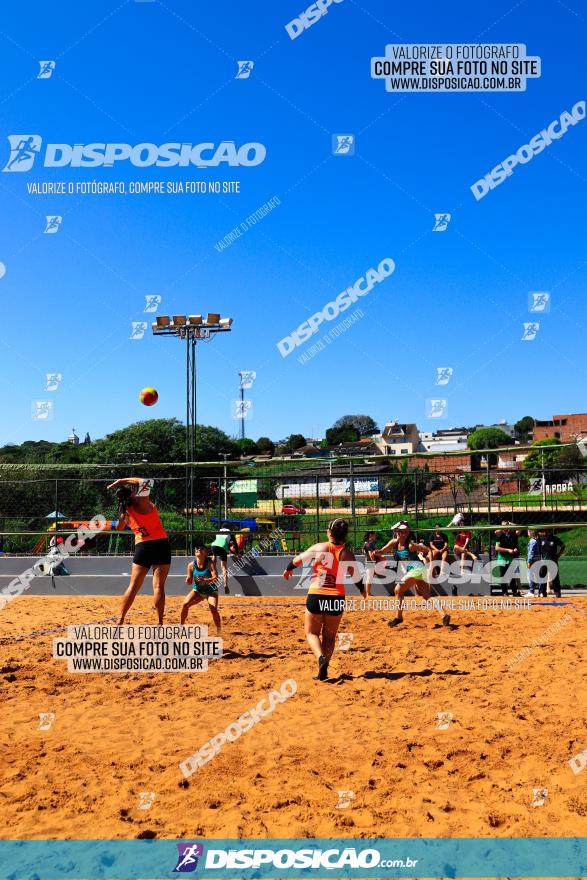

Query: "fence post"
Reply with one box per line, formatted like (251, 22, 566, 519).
(350, 457, 356, 548)
(315, 475, 320, 543)
(54, 479, 59, 539)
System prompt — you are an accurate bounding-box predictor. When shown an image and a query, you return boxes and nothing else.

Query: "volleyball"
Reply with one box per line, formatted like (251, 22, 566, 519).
(139, 387, 158, 406)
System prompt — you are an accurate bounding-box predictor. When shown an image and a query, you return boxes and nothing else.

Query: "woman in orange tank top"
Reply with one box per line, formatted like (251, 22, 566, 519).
(283, 519, 365, 681)
(107, 477, 171, 625)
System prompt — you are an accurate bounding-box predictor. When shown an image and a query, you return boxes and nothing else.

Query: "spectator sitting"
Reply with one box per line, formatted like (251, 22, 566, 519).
(428, 523, 449, 579)
(453, 522, 478, 574)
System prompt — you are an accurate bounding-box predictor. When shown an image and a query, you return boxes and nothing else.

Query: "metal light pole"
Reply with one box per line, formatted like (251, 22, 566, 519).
(219, 453, 230, 521)
(151, 313, 233, 550)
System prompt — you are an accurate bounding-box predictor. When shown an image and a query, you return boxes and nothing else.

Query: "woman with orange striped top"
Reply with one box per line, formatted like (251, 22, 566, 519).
(283, 519, 364, 681)
(107, 477, 172, 625)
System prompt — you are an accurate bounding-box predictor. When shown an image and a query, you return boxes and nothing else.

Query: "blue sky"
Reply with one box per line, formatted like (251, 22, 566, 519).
(0, 0, 585, 446)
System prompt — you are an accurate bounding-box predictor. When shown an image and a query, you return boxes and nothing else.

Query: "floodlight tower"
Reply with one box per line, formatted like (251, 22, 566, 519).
(151, 314, 233, 542)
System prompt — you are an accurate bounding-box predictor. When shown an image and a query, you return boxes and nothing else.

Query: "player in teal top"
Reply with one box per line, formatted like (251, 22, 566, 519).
(180, 545, 221, 635)
(375, 522, 451, 629)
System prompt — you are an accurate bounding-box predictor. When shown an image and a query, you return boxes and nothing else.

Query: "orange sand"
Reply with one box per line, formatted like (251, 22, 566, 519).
(1, 595, 586, 843)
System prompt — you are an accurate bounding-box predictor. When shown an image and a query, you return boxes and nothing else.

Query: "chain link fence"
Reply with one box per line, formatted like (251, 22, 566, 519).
(1, 452, 586, 567)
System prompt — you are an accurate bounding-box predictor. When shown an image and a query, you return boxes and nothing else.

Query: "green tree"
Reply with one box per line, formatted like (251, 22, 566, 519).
(88, 418, 185, 464)
(461, 473, 478, 513)
(285, 434, 307, 452)
(325, 424, 360, 446)
(236, 438, 258, 457)
(256, 436, 275, 455)
(332, 415, 379, 437)
(522, 438, 561, 477)
(467, 427, 512, 450)
(514, 415, 534, 444)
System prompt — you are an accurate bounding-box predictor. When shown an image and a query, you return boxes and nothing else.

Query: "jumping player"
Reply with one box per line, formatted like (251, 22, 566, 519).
(375, 522, 450, 628)
(283, 518, 365, 681)
(180, 544, 221, 635)
(107, 477, 171, 625)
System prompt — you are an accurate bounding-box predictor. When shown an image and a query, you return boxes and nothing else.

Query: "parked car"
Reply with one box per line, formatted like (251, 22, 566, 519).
(281, 503, 306, 515)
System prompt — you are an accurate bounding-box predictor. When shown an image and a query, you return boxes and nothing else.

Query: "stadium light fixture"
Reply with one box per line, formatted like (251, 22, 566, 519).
(151, 310, 234, 547)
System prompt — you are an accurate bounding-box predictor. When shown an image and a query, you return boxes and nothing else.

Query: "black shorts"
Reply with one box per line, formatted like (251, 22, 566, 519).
(211, 546, 228, 562)
(133, 538, 172, 569)
(306, 594, 345, 616)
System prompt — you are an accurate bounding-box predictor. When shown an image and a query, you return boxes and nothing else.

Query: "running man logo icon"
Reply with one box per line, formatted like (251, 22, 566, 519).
(336, 632, 353, 652)
(130, 321, 148, 340)
(528, 477, 543, 495)
(528, 291, 551, 313)
(38, 712, 55, 731)
(32, 400, 54, 420)
(435, 367, 453, 386)
(436, 711, 453, 730)
(232, 399, 252, 420)
(427, 398, 447, 418)
(433, 213, 451, 232)
(531, 787, 548, 807)
(332, 134, 355, 156)
(173, 843, 204, 873)
(522, 322, 540, 341)
(3, 135, 42, 172)
(144, 294, 162, 313)
(45, 373, 62, 392)
(239, 370, 256, 390)
(37, 60, 56, 79)
(137, 791, 156, 810)
(335, 790, 355, 809)
(236, 60, 254, 79)
(44, 216, 62, 234)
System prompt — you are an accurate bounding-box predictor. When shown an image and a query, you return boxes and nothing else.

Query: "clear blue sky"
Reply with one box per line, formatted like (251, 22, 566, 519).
(0, 0, 585, 446)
